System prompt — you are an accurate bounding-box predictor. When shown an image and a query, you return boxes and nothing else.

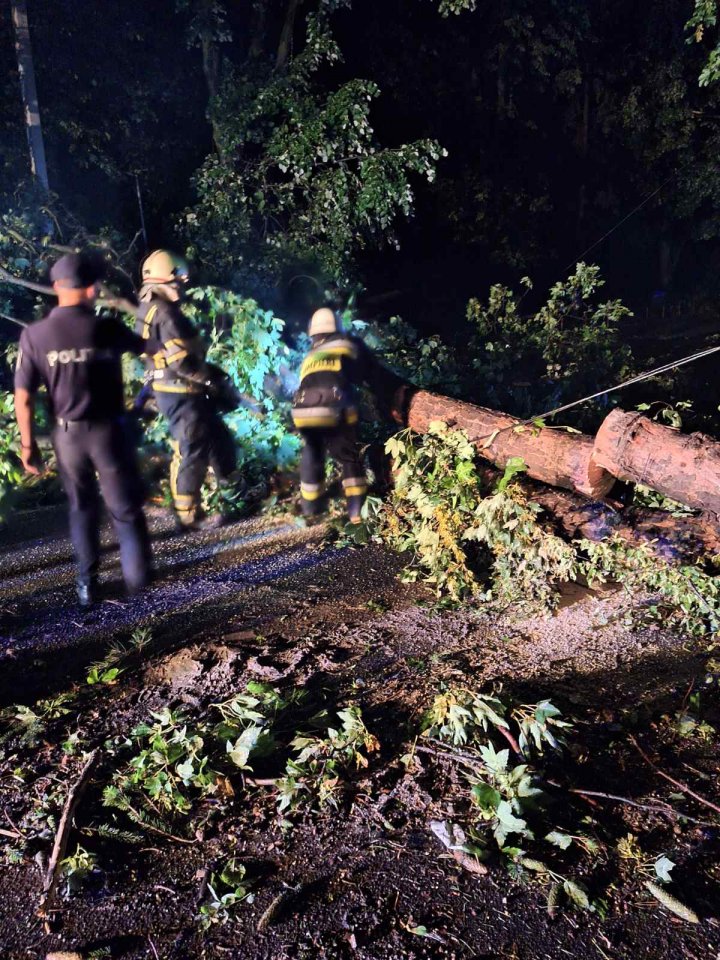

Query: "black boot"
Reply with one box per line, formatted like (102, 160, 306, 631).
(76, 577, 98, 608)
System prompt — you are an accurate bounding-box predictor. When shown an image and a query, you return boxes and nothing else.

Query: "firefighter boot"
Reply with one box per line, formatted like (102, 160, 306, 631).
(343, 476, 367, 525)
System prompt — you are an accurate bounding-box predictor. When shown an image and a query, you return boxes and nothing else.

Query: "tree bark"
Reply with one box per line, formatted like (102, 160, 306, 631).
(594, 409, 720, 516)
(194, 0, 223, 156)
(249, 0, 269, 59)
(11, 0, 49, 192)
(399, 387, 614, 499)
(276, 0, 302, 70)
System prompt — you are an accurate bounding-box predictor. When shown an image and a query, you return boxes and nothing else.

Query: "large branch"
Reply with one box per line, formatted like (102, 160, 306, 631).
(11, 1, 49, 192)
(0, 265, 53, 295)
(249, 0, 269, 59)
(528, 484, 720, 560)
(395, 384, 720, 519)
(276, 0, 303, 69)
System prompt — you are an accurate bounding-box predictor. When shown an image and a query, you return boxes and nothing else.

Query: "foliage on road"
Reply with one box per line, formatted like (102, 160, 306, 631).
(380, 419, 720, 637)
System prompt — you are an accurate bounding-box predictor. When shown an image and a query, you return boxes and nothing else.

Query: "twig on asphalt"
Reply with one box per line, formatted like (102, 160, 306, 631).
(194, 864, 211, 910)
(37, 749, 100, 924)
(568, 788, 717, 827)
(680, 678, 696, 713)
(257, 882, 304, 933)
(421, 739, 487, 769)
(628, 734, 720, 816)
(3, 808, 25, 838)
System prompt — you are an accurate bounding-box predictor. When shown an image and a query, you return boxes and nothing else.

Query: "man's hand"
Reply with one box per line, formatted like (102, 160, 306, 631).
(20, 441, 43, 476)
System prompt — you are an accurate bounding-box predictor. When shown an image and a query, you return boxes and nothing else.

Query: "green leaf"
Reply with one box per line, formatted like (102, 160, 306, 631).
(545, 830, 573, 850)
(176, 759, 195, 781)
(495, 457, 527, 493)
(227, 725, 266, 769)
(563, 879, 593, 911)
(455, 460, 476, 483)
(495, 800, 527, 835)
(471, 781, 501, 814)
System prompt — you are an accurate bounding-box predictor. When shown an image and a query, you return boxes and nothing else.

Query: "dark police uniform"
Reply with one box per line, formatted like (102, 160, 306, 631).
(291, 332, 381, 521)
(15, 305, 153, 590)
(135, 296, 236, 524)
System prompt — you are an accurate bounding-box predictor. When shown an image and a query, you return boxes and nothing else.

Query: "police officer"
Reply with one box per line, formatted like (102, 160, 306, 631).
(291, 308, 382, 524)
(14, 252, 156, 606)
(135, 250, 237, 528)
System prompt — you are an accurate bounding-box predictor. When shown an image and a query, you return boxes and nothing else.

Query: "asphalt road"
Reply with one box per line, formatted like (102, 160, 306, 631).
(0, 506, 338, 695)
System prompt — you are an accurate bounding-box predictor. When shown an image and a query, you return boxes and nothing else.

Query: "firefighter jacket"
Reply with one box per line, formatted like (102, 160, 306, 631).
(291, 333, 379, 429)
(136, 296, 208, 396)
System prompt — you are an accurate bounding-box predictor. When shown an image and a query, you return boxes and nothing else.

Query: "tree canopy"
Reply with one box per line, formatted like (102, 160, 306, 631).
(2, 0, 720, 319)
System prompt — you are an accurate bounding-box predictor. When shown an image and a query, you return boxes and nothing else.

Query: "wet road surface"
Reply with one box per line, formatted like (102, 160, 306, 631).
(0, 506, 339, 687)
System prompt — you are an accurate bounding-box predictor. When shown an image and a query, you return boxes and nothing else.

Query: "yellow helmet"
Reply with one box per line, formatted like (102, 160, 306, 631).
(309, 307, 341, 337)
(141, 249, 189, 285)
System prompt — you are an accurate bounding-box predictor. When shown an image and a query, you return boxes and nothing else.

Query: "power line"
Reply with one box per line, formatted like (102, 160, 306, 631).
(478, 340, 720, 447)
(565, 174, 675, 272)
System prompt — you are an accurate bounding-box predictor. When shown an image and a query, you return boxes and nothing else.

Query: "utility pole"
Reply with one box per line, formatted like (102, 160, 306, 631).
(11, 0, 50, 192)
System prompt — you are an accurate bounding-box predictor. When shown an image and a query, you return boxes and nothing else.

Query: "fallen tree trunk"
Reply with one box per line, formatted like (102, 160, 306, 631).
(382, 378, 720, 562)
(396, 386, 614, 499)
(391, 383, 720, 519)
(594, 409, 720, 517)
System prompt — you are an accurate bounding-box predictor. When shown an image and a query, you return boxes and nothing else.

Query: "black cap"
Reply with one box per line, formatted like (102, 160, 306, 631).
(50, 252, 106, 288)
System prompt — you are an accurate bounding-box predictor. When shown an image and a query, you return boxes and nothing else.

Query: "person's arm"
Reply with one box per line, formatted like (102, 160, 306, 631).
(13, 335, 43, 475)
(105, 317, 161, 357)
(156, 305, 209, 384)
(14, 387, 42, 475)
(355, 337, 405, 419)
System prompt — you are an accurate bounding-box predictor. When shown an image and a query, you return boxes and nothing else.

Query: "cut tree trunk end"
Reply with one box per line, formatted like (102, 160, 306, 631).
(594, 409, 720, 516)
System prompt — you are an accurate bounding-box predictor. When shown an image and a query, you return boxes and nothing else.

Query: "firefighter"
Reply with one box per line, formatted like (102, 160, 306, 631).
(291, 307, 382, 523)
(14, 252, 156, 606)
(135, 249, 237, 528)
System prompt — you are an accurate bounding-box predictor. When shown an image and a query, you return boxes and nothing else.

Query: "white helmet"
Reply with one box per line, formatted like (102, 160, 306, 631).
(309, 307, 341, 337)
(141, 249, 189, 284)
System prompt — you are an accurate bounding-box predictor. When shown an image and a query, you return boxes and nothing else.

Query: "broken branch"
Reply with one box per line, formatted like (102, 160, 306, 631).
(567, 788, 717, 827)
(628, 734, 720, 816)
(37, 748, 100, 921)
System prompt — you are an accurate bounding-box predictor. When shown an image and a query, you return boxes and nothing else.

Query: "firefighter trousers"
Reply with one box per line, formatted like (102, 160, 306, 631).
(52, 418, 152, 589)
(155, 392, 237, 522)
(299, 423, 367, 522)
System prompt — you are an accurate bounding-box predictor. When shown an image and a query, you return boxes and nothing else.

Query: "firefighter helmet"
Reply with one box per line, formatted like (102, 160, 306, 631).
(308, 307, 341, 337)
(141, 249, 190, 285)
